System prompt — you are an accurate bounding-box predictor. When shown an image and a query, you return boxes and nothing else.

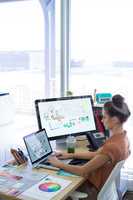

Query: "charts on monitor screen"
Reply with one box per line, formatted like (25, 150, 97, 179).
(35, 96, 96, 139)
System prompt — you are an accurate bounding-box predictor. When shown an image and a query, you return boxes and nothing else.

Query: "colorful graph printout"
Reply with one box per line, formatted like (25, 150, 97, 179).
(21, 175, 72, 200)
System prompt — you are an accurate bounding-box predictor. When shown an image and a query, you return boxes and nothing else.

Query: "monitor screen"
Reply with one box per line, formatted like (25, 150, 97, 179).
(35, 95, 97, 140)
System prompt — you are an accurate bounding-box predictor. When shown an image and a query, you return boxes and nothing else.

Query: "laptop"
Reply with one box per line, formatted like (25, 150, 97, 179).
(23, 129, 60, 170)
(23, 128, 88, 170)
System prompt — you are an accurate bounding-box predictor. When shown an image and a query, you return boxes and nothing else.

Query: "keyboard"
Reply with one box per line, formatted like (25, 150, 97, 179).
(40, 160, 51, 165)
(38, 160, 59, 170)
(69, 159, 89, 165)
(39, 158, 88, 168)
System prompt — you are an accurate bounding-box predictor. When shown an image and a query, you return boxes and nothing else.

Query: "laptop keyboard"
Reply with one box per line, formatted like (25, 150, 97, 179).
(69, 159, 89, 165)
(40, 160, 51, 165)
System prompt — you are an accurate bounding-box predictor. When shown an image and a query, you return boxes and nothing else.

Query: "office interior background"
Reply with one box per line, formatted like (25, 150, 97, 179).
(0, 0, 133, 172)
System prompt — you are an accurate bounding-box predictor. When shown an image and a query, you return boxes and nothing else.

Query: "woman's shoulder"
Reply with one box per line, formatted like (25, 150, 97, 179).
(101, 132, 127, 150)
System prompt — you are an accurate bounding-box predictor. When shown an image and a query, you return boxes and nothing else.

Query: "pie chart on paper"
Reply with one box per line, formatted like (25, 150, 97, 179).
(39, 182, 61, 192)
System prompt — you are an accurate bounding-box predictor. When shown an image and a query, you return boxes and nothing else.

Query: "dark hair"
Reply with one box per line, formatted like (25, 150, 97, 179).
(104, 94, 131, 123)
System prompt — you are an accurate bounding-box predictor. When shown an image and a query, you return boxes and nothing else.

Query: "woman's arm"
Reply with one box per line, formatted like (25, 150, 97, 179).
(48, 153, 110, 178)
(72, 151, 97, 160)
(55, 151, 97, 160)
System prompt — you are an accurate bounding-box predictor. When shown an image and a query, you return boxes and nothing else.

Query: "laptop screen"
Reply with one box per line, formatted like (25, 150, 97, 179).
(23, 129, 52, 164)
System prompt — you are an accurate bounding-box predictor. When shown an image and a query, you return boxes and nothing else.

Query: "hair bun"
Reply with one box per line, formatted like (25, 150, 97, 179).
(112, 94, 124, 108)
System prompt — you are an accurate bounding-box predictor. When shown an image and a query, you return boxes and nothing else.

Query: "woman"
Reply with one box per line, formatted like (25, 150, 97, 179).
(48, 94, 131, 197)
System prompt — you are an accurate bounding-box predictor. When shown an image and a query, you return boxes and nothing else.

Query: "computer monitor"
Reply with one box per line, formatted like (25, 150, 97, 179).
(35, 95, 97, 140)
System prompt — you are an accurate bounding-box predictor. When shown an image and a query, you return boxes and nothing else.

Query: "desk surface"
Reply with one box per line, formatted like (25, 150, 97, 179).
(18, 138, 89, 200)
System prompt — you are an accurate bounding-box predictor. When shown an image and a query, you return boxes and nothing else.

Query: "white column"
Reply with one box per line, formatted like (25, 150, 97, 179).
(60, 0, 71, 96)
(39, 0, 55, 98)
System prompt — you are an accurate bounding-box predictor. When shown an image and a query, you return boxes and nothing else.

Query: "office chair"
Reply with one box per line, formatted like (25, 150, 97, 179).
(97, 160, 125, 200)
(70, 160, 124, 200)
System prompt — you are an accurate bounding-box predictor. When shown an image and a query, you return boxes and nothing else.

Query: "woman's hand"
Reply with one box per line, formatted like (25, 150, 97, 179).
(47, 156, 61, 167)
(54, 151, 73, 160)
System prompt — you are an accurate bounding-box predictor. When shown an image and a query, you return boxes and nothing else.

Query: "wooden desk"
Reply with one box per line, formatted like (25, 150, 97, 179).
(19, 138, 89, 200)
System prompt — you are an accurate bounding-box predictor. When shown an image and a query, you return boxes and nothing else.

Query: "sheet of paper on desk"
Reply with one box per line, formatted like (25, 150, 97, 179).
(21, 175, 72, 200)
(13, 168, 48, 182)
(1, 165, 48, 181)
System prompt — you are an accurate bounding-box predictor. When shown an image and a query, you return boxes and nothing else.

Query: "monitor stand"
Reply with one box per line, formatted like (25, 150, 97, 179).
(53, 138, 67, 151)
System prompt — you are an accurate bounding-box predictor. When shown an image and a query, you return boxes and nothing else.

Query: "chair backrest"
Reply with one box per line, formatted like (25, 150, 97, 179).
(97, 160, 125, 200)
